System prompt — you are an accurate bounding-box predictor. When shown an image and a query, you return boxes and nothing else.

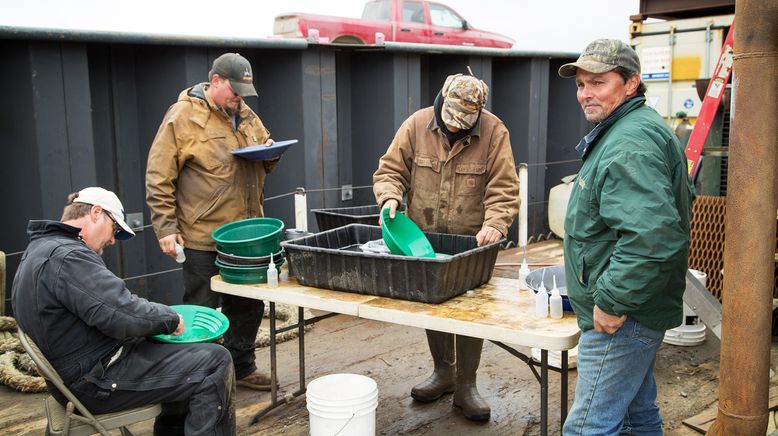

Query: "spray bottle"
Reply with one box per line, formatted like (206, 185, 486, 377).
(549, 276, 563, 319)
(267, 252, 279, 288)
(534, 270, 548, 317)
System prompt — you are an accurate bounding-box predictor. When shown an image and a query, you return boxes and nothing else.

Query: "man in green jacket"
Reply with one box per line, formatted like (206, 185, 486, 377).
(559, 39, 694, 435)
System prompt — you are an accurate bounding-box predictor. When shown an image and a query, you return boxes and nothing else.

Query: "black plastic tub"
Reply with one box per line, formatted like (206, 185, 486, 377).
(311, 205, 382, 231)
(282, 224, 502, 304)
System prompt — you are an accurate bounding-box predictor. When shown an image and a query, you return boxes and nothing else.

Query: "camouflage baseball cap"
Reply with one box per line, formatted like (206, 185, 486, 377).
(441, 74, 489, 130)
(558, 39, 641, 78)
(210, 53, 258, 97)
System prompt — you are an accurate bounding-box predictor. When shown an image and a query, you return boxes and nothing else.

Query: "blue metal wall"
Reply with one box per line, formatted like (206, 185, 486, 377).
(0, 30, 587, 312)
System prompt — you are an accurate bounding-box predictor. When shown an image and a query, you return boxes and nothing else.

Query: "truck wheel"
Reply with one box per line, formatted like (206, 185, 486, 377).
(332, 36, 364, 45)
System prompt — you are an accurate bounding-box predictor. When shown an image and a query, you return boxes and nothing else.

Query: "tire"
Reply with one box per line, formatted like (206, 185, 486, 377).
(332, 36, 364, 45)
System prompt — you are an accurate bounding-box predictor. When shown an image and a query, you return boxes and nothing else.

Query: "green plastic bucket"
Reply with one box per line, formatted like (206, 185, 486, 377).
(215, 258, 285, 284)
(212, 217, 284, 257)
(380, 208, 435, 258)
(153, 305, 229, 344)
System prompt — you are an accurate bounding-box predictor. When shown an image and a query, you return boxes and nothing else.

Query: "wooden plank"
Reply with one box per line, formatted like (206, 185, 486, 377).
(683, 386, 778, 433)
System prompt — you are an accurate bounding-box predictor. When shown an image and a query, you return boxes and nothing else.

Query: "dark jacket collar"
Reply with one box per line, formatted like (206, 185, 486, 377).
(27, 220, 82, 242)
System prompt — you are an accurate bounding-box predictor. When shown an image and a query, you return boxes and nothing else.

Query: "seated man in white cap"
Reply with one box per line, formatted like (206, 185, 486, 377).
(12, 187, 236, 435)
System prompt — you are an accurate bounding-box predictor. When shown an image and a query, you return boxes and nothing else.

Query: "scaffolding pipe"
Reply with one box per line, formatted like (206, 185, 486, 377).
(518, 164, 528, 248)
(707, 0, 778, 434)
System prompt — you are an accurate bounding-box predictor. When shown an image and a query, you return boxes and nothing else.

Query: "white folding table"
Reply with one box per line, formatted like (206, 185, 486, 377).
(212, 275, 580, 435)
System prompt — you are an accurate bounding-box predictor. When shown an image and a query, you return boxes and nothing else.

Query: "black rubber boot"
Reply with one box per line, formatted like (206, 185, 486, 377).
(453, 335, 491, 421)
(411, 330, 455, 402)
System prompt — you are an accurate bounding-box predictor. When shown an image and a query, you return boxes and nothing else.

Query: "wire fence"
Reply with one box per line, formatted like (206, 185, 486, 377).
(122, 267, 183, 282)
(264, 184, 373, 202)
(2, 157, 575, 278)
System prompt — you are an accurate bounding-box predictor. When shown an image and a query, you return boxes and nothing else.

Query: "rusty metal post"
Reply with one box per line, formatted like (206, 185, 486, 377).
(707, 0, 778, 434)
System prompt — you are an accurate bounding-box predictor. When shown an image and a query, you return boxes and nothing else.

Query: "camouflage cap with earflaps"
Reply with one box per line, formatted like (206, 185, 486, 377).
(441, 74, 489, 130)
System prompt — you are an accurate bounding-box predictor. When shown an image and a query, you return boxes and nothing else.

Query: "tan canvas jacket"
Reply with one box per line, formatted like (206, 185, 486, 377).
(373, 107, 519, 236)
(146, 83, 277, 251)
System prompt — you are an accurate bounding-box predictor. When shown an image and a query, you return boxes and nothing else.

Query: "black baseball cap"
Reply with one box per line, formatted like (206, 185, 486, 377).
(210, 53, 258, 98)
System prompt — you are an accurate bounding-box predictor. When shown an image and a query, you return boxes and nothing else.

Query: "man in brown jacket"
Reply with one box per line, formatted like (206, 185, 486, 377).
(373, 73, 519, 421)
(146, 53, 277, 389)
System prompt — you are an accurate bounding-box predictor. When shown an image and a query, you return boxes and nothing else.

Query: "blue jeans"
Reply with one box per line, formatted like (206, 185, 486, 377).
(563, 318, 664, 436)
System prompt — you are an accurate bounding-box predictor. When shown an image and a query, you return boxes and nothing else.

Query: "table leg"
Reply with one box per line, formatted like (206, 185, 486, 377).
(298, 307, 306, 390)
(250, 307, 335, 425)
(270, 303, 278, 404)
(561, 350, 568, 425)
(541, 349, 548, 436)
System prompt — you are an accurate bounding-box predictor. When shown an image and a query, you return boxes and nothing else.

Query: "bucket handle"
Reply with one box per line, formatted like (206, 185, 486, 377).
(332, 411, 357, 436)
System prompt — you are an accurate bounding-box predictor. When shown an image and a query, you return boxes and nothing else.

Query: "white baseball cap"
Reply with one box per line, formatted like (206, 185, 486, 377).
(73, 187, 135, 240)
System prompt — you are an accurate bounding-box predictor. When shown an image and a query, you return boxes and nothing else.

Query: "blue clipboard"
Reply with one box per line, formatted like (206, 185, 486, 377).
(231, 139, 298, 160)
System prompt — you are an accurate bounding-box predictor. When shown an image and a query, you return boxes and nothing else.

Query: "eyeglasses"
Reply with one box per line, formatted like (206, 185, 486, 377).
(104, 211, 121, 236)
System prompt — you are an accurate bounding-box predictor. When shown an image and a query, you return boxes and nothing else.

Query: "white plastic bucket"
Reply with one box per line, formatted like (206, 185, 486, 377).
(307, 373, 378, 436)
(664, 269, 709, 346)
(683, 269, 708, 325)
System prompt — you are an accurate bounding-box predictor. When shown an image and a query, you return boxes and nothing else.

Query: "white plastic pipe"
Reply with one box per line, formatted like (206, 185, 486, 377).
(294, 188, 308, 232)
(518, 163, 528, 247)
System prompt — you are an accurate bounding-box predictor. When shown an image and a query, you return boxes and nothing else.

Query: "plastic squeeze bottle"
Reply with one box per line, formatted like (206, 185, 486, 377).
(174, 243, 186, 264)
(549, 276, 563, 319)
(519, 262, 531, 291)
(534, 276, 548, 317)
(267, 253, 279, 288)
(518, 246, 530, 291)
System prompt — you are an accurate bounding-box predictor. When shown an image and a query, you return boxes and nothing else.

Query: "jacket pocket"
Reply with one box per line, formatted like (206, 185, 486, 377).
(454, 162, 486, 197)
(192, 184, 229, 225)
(195, 130, 236, 173)
(411, 155, 442, 193)
(413, 155, 441, 173)
(565, 237, 589, 288)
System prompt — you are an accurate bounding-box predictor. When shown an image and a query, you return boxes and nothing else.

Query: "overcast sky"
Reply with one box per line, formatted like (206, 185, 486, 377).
(0, 0, 641, 53)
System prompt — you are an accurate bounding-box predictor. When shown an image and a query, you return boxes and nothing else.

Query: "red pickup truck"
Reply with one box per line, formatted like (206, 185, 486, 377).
(274, 0, 514, 48)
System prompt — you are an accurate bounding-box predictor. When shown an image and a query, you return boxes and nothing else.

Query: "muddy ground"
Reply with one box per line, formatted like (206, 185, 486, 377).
(0, 240, 774, 435)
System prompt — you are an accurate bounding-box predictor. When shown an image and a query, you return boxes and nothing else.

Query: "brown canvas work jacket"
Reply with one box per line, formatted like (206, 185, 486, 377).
(146, 83, 278, 251)
(373, 107, 519, 236)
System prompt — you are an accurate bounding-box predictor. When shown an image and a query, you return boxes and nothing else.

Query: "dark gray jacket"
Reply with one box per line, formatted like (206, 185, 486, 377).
(11, 220, 179, 386)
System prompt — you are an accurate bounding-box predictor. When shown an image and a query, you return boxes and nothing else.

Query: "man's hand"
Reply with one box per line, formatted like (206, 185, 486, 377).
(264, 138, 281, 162)
(159, 234, 184, 259)
(379, 199, 400, 225)
(593, 305, 626, 334)
(475, 226, 502, 246)
(172, 314, 185, 336)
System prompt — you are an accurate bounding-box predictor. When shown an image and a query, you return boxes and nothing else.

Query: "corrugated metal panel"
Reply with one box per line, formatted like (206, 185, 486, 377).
(0, 29, 588, 311)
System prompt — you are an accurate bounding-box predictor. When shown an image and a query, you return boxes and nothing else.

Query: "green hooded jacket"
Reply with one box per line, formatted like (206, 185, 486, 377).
(563, 96, 694, 332)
